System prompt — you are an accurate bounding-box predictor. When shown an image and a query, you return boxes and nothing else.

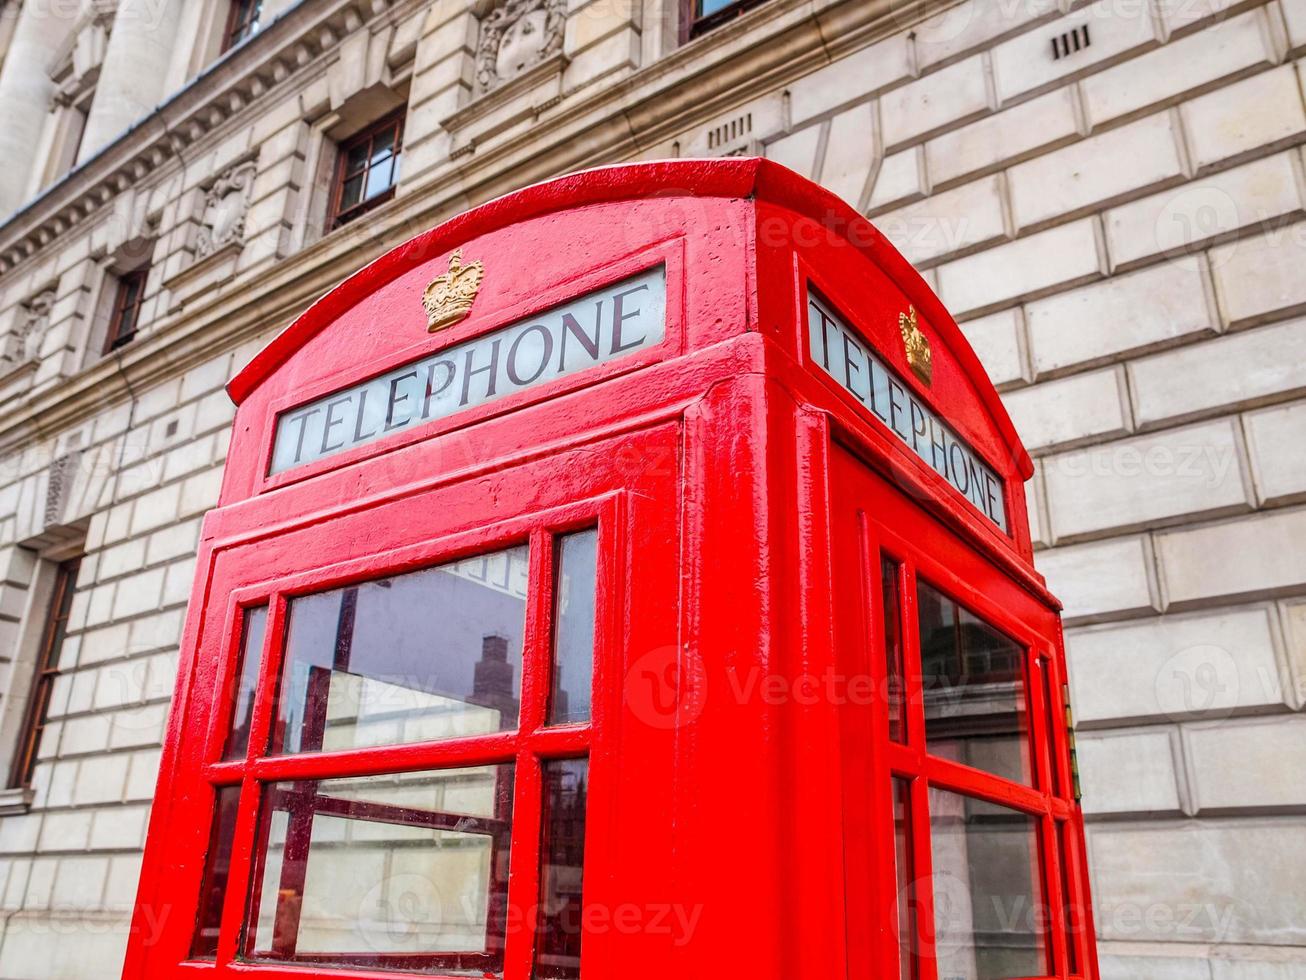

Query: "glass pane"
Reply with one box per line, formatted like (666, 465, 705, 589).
(117, 271, 145, 318)
(223, 605, 269, 761)
(364, 157, 394, 201)
(893, 777, 915, 980)
(917, 581, 1030, 784)
(881, 558, 906, 743)
(272, 545, 529, 755)
(927, 789, 1047, 980)
(1057, 822, 1080, 975)
(534, 759, 588, 979)
(191, 785, 242, 958)
(343, 140, 370, 174)
(698, 0, 736, 16)
(247, 765, 514, 972)
(1038, 658, 1062, 795)
(550, 530, 598, 725)
(339, 173, 364, 211)
(371, 128, 396, 164)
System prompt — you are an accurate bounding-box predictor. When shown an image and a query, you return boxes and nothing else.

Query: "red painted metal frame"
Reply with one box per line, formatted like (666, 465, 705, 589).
(831, 445, 1095, 980)
(124, 158, 1095, 980)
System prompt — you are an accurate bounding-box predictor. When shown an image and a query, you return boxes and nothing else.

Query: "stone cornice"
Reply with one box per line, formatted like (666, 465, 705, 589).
(0, 0, 947, 455)
(0, 0, 426, 275)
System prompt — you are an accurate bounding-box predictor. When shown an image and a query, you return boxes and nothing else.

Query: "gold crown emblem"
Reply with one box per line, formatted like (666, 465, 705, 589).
(422, 248, 484, 332)
(898, 305, 932, 387)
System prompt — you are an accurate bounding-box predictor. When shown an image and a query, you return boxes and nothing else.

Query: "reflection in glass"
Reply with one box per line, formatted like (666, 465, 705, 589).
(340, 173, 364, 210)
(893, 778, 915, 980)
(881, 558, 906, 743)
(272, 546, 529, 755)
(371, 130, 395, 165)
(534, 759, 588, 979)
(191, 785, 242, 958)
(246, 765, 514, 972)
(223, 605, 268, 761)
(344, 141, 370, 172)
(917, 582, 1030, 784)
(550, 531, 598, 725)
(927, 788, 1047, 980)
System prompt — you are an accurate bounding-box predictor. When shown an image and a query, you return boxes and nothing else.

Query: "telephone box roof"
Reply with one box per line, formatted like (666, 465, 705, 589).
(227, 157, 1033, 480)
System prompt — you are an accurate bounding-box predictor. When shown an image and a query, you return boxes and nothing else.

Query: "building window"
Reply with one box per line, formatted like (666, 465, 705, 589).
(222, 0, 263, 52)
(8, 558, 80, 789)
(682, 0, 770, 39)
(327, 110, 404, 231)
(104, 267, 149, 353)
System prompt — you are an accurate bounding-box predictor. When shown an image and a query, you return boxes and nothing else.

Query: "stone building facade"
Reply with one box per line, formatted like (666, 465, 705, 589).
(0, 0, 1302, 977)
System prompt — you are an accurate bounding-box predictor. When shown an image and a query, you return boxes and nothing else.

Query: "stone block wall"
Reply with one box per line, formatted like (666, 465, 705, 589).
(740, 2, 1306, 975)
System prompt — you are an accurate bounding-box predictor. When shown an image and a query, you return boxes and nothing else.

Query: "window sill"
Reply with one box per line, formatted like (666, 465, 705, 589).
(0, 787, 34, 815)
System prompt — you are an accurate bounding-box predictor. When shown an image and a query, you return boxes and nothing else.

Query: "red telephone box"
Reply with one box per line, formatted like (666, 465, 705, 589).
(124, 158, 1098, 980)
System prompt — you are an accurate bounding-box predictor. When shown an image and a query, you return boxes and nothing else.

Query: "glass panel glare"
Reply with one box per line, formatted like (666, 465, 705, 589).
(191, 785, 242, 958)
(550, 530, 598, 725)
(272, 545, 529, 754)
(881, 557, 906, 743)
(917, 581, 1030, 784)
(223, 605, 269, 761)
(534, 759, 589, 979)
(927, 788, 1048, 980)
(247, 765, 514, 972)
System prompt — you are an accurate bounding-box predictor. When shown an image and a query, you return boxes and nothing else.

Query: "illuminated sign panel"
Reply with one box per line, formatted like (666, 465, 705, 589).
(807, 292, 1008, 533)
(271, 265, 667, 473)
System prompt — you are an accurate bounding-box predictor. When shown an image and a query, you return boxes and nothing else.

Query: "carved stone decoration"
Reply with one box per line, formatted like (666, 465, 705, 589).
(194, 160, 258, 259)
(475, 0, 566, 95)
(2, 290, 56, 368)
(49, 3, 113, 106)
(44, 452, 77, 527)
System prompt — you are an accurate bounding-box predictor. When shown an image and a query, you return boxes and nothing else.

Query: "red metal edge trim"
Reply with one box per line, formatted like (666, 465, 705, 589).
(226, 158, 1033, 480)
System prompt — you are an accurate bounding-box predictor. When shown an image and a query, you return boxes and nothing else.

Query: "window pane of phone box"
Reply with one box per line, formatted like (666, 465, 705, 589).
(273, 545, 529, 754)
(917, 580, 1030, 785)
(534, 758, 589, 978)
(246, 765, 514, 972)
(223, 604, 268, 761)
(927, 788, 1047, 980)
(549, 530, 598, 726)
(190, 785, 243, 958)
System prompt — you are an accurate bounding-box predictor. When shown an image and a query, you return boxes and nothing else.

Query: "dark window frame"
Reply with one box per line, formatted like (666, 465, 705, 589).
(104, 266, 149, 353)
(221, 0, 263, 53)
(680, 0, 771, 41)
(326, 109, 405, 232)
(8, 558, 80, 790)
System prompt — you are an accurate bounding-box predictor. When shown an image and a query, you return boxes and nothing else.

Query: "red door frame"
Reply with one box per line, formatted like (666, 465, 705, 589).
(126, 421, 683, 979)
(830, 438, 1096, 980)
